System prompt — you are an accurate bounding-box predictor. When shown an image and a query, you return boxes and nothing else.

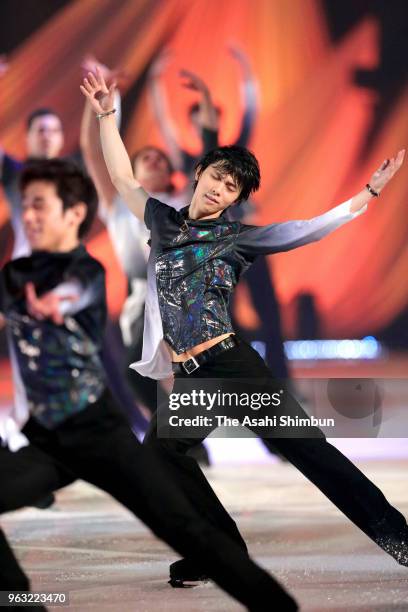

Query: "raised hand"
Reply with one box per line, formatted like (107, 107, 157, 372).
(369, 149, 405, 194)
(179, 69, 209, 94)
(227, 43, 248, 63)
(81, 54, 128, 89)
(25, 283, 78, 325)
(227, 43, 252, 73)
(80, 67, 116, 115)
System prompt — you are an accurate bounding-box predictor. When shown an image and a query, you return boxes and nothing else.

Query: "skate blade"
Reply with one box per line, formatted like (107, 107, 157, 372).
(168, 577, 209, 588)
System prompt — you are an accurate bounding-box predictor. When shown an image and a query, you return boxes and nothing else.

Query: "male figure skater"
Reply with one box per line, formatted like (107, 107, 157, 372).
(81, 68, 407, 586)
(0, 158, 299, 611)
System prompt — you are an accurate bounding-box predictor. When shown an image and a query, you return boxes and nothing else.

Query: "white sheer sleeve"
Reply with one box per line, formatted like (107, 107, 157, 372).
(236, 199, 367, 258)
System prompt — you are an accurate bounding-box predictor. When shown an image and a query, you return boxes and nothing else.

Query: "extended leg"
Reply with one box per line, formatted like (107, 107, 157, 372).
(0, 443, 75, 589)
(264, 435, 408, 565)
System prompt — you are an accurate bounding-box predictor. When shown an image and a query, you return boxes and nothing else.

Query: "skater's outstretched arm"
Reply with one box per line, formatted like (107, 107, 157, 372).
(23, 277, 104, 325)
(80, 68, 148, 223)
(237, 150, 405, 257)
(1, 263, 105, 330)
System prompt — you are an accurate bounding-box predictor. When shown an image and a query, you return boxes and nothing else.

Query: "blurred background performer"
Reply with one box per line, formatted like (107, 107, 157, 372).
(0, 56, 148, 468)
(148, 44, 258, 178)
(0, 56, 65, 259)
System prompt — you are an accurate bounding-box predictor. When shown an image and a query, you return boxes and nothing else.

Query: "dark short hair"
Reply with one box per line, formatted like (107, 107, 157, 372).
(194, 145, 260, 203)
(26, 108, 62, 131)
(130, 145, 174, 174)
(20, 159, 98, 239)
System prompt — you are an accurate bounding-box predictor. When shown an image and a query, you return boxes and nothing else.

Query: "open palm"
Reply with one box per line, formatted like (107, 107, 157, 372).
(370, 149, 405, 194)
(80, 67, 116, 115)
(179, 69, 209, 94)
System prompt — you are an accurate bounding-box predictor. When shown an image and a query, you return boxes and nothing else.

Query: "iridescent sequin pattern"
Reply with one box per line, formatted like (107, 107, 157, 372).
(7, 312, 106, 429)
(155, 221, 242, 353)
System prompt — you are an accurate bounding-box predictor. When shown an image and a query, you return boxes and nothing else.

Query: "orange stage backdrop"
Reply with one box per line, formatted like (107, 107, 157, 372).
(0, 0, 407, 339)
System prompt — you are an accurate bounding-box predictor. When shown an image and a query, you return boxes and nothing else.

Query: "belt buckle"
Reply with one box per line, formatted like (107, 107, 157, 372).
(182, 356, 199, 374)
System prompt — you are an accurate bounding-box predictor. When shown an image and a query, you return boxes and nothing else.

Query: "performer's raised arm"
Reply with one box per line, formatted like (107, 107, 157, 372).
(80, 68, 148, 222)
(148, 53, 220, 175)
(0, 55, 24, 220)
(180, 69, 219, 134)
(148, 51, 184, 172)
(228, 44, 258, 149)
(80, 56, 126, 213)
(237, 150, 405, 258)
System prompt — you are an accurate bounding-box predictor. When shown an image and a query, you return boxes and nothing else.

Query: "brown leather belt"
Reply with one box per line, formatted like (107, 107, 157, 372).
(172, 336, 239, 375)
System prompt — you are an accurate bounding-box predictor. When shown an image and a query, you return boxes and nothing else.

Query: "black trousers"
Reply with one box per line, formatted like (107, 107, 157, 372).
(144, 339, 407, 560)
(0, 389, 297, 611)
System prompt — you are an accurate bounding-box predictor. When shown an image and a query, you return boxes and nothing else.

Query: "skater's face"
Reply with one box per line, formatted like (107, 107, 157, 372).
(22, 181, 85, 251)
(133, 147, 172, 193)
(191, 163, 241, 218)
(26, 114, 64, 159)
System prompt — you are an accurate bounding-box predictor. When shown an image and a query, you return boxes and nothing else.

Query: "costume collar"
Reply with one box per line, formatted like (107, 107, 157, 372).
(30, 244, 85, 261)
(178, 205, 231, 226)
